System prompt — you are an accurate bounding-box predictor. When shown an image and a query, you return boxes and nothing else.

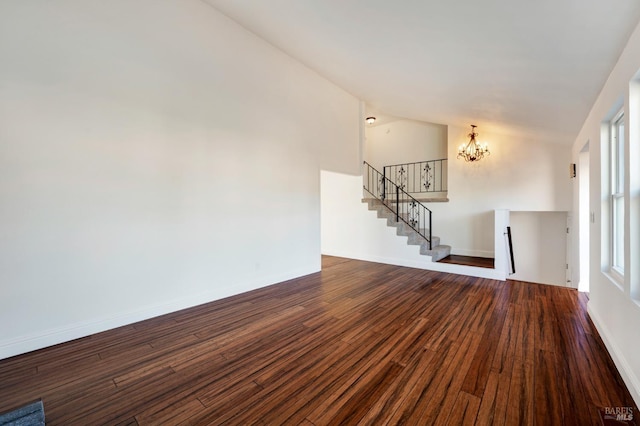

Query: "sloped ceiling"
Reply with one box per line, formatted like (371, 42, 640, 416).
(203, 0, 640, 145)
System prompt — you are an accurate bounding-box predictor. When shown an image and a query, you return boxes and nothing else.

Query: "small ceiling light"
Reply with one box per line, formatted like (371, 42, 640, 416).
(457, 125, 490, 162)
(365, 116, 376, 124)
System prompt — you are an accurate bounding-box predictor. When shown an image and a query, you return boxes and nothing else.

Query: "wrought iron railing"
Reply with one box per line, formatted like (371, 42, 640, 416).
(506, 226, 515, 274)
(383, 159, 447, 194)
(363, 161, 433, 250)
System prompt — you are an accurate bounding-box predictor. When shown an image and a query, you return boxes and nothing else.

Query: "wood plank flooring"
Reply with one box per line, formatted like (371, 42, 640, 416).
(437, 255, 495, 269)
(0, 256, 637, 425)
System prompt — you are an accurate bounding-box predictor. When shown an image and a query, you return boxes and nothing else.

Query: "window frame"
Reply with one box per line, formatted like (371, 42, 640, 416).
(610, 109, 625, 279)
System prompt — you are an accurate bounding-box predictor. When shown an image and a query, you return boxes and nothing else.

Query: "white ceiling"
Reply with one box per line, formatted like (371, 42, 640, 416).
(203, 0, 640, 145)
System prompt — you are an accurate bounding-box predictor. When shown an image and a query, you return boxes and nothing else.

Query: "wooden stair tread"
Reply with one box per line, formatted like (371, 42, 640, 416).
(437, 255, 495, 269)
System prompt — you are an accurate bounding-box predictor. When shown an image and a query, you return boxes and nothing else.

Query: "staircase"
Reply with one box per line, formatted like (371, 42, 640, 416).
(362, 161, 451, 262)
(362, 198, 451, 261)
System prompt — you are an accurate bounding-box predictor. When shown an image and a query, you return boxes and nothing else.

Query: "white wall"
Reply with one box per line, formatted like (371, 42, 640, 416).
(321, 171, 436, 268)
(361, 120, 571, 260)
(428, 125, 571, 258)
(571, 19, 640, 406)
(510, 212, 568, 287)
(363, 119, 447, 172)
(323, 123, 571, 285)
(320, 171, 508, 280)
(578, 148, 590, 292)
(0, 0, 360, 359)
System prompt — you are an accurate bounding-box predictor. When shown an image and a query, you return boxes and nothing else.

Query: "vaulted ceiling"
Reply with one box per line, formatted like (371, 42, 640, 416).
(204, 0, 640, 145)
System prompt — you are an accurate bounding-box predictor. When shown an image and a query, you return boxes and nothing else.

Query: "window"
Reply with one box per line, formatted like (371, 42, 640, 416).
(611, 111, 625, 276)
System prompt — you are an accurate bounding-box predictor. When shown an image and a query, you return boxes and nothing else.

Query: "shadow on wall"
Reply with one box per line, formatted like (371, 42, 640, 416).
(471, 211, 495, 255)
(509, 211, 569, 287)
(363, 116, 448, 173)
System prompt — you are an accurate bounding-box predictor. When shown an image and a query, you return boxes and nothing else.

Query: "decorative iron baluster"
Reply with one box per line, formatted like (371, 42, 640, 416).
(383, 159, 446, 194)
(396, 166, 407, 190)
(408, 201, 419, 227)
(377, 176, 385, 200)
(421, 163, 433, 191)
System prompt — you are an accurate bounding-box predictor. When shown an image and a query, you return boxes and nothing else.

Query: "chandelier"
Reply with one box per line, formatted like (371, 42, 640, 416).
(457, 125, 489, 162)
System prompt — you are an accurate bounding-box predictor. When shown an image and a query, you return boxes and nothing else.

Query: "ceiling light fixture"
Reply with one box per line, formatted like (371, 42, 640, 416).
(365, 116, 376, 124)
(457, 125, 490, 162)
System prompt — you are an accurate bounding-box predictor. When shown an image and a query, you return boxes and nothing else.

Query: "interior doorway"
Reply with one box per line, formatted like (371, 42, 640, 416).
(578, 142, 590, 293)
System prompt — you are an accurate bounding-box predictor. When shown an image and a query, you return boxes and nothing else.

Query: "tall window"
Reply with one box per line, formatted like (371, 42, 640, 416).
(611, 111, 625, 276)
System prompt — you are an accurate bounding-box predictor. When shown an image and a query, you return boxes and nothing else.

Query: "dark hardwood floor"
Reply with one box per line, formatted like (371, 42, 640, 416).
(0, 256, 637, 425)
(437, 255, 495, 269)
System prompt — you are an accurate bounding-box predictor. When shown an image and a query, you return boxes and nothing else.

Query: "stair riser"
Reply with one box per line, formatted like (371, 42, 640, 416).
(409, 234, 440, 248)
(421, 245, 451, 261)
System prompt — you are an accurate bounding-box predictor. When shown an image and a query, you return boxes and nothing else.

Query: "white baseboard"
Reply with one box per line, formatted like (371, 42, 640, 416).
(588, 304, 640, 408)
(0, 265, 318, 361)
